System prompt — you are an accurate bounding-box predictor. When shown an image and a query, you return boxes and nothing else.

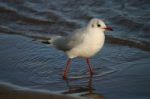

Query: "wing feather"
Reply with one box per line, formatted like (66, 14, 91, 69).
(53, 28, 85, 51)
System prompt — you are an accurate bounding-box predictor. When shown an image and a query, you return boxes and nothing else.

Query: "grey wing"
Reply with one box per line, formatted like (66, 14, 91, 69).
(53, 29, 84, 52)
(53, 37, 71, 51)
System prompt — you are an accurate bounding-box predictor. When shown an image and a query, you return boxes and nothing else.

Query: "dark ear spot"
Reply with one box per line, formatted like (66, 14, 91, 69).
(92, 24, 94, 28)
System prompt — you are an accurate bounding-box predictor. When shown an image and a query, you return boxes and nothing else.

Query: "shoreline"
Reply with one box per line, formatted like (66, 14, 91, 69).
(0, 33, 150, 99)
(0, 81, 84, 99)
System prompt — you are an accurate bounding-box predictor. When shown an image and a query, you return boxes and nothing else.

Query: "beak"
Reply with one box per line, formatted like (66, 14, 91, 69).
(103, 26, 113, 31)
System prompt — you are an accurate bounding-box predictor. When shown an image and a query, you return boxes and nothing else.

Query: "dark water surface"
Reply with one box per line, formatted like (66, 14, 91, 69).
(0, 0, 150, 99)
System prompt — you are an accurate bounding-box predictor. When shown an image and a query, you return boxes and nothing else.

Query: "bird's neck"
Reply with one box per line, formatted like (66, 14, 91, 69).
(85, 28, 105, 43)
(88, 27, 105, 36)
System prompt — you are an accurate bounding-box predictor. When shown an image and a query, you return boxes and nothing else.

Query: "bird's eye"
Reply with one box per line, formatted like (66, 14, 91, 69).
(97, 24, 101, 27)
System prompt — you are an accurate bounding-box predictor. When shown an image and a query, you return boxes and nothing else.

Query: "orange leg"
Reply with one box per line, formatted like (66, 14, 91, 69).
(63, 58, 72, 80)
(86, 58, 94, 76)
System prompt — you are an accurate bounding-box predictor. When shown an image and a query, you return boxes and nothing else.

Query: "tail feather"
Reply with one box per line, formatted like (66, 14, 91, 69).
(38, 35, 62, 45)
(41, 40, 51, 44)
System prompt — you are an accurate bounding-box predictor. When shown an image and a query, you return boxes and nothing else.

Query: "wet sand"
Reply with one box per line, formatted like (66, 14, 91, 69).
(0, 81, 84, 99)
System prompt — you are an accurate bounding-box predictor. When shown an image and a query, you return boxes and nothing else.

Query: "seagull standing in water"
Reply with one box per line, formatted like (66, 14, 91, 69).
(47, 18, 113, 79)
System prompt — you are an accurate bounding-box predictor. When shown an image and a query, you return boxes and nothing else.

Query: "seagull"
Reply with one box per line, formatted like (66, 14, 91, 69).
(47, 18, 113, 79)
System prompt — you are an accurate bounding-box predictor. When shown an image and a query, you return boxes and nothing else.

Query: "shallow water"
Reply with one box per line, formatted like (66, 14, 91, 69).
(0, 0, 150, 99)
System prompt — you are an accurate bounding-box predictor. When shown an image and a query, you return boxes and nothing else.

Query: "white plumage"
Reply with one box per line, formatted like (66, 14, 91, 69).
(48, 18, 113, 79)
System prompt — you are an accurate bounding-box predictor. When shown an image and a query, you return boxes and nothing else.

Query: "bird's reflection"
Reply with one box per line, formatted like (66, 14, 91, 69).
(62, 76, 104, 99)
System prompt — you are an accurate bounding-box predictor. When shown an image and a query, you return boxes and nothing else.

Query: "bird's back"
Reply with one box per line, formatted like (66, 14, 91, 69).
(53, 28, 85, 52)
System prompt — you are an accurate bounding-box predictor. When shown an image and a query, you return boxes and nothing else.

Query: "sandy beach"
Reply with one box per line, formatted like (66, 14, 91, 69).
(0, 81, 85, 99)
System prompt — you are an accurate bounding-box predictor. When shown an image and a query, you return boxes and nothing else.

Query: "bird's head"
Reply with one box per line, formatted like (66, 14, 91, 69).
(88, 18, 113, 32)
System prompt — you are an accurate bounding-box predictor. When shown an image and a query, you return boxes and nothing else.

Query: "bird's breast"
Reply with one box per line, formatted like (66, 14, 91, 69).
(83, 34, 104, 56)
(68, 32, 105, 58)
